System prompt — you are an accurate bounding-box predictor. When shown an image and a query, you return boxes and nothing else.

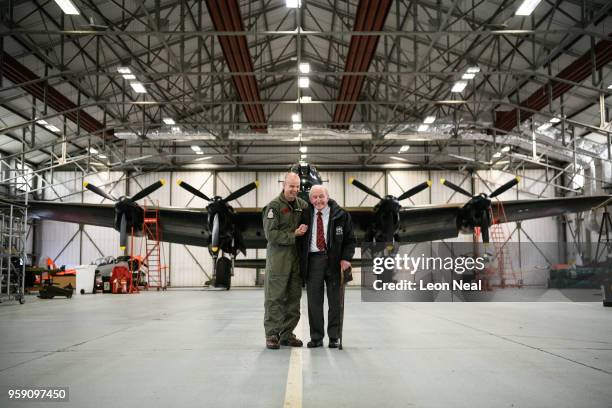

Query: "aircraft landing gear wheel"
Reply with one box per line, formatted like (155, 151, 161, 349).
(215, 257, 232, 290)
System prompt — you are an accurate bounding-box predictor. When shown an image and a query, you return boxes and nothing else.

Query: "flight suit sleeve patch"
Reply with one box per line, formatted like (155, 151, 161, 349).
(267, 208, 275, 219)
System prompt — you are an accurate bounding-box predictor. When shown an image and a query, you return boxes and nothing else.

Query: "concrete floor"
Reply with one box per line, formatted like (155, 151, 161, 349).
(0, 289, 611, 408)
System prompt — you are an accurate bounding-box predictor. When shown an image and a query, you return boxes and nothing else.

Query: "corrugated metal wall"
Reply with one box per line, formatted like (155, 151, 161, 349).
(37, 169, 563, 287)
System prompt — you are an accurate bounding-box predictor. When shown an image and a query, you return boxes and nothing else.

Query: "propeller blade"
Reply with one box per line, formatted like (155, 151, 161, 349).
(211, 213, 220, 254)
(177, 179, 211, 201)
(481, 224, 490, 245)
(440, 178, 472, 198)
(130, 179, 165, 202)
(489, 176, 520, 198)
(222, 181, 259, 203)
(348, 178, 382, 200)
(83, 182, 116, 201)
(119, 213, 127, 251)
(397, 180, 432, 201)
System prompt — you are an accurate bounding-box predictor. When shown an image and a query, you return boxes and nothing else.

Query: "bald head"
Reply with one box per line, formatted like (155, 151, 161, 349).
(283, 172, 301, 201)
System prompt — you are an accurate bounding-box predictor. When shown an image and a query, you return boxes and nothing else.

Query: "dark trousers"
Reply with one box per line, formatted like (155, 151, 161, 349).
(307, 253, 340, 341)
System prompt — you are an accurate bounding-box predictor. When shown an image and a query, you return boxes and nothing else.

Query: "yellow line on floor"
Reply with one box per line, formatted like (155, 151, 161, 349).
(283, 299, 304, 408)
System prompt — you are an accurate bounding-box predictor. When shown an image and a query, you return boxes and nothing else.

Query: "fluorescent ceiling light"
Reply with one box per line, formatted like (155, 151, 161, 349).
(390, 156, 409, 162)
(300, 154, 307, 159)
(549, 117, 561, 123)
(293, 122, 303, 130)
(423, 116, 436, 124)
(45, 125, 60, 132)
(171, 126, 181, 133)
(398, 145, 410, 153)
(451, 81, 468, 93)
(286, 0, 301, 7)
(608, 84, 612, 90)
(501, 145, 511, 152)
(196, 151, 204, 155)
(36, 119, 48, 125)
(191, 145, 201, 152)
(163, 118, 176, 125)
(89, 147, 99, 154)
(299, 146, 308, 153)
(53, 0, 79, 15)
(147, 131, 215, 141)
(492, 152, 502, 158)
(417, 124, 429, 132)
(299, 96, 312, 103)
(117, 67, 132, 74)
(97, 154, 107, 159)
(130, 82, 147, 93)
(298, 77, 309, 88)
(291, 113, 301, 122)
(122, 74, 136, 80)
(461, 73, 476, 80)
(298, 62, 310, 74)
(195, 156, 212, 161)
(466, 66, 480, 74)
(515, 0, 542, 16)
(537, 123, 552, 131)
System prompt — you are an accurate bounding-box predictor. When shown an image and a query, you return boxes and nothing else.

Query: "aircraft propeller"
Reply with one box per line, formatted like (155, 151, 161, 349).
(83, 179, 166, 250)
(440, 176, 520, 244)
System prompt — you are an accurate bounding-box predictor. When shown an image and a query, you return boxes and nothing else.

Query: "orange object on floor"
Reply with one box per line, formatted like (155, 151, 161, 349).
(111, 266, 132, 294)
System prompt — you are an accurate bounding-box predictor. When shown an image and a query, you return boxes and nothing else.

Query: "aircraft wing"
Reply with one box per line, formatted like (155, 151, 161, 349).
(28, 201, 266, 248)
(349, 195, 610, 243)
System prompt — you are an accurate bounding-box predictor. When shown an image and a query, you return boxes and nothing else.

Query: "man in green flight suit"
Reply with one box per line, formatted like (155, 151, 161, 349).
(263, 172, 309, 349)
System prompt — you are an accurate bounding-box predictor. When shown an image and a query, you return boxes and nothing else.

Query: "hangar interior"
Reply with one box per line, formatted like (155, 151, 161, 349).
(0, 0, 611, 407)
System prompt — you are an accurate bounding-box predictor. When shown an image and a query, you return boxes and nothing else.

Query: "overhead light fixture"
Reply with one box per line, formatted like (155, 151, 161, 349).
(298, 62, 310, 74)
(423, 116, 436, 124)
(291, 113, 301, 122)
(390, 156, 409, 162)
(117, 67, 132, 74)
(301, 154, 307, 159)
(196, 151, 204, 155)
(286, 0, 301, 8)
(608, 84, 612, 90)
(398, 145, 410, 153)
(163, 118, 176, 125)
(36, 119, 48, 125)
(451, 81, 468, 93)
(466, 66, 480, 74)
(45, 125, 60, 132)
(195, 156, 212, 161)
(537, 123, 552, 131)
(299, 96, 312, 103)
(122, 74, 136, 80)
(417, 124, 429, 132)
(293, 122, 303, 130)
(299, 146, 308, 153)
(191, 145, 201, 152)
(501, 145, 511, 152)
(461, 73, 476, 80)
(171, 126, 181, 134)
(53, 0, 80, 15)
(98, 154, 107, 159)
(492, 152, 502, 158)
(515, 0, 542, 16)
(89, 147, 99, 154)
(549, 117, 561, 123)
(130, 82, 147, 93)
(298, 77, 309, 88)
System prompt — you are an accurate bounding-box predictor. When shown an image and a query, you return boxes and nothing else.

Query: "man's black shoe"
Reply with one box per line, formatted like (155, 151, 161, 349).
(328, 338, 340, 348)
(279, 334, 303, 347)
(307, 340, 323, 348)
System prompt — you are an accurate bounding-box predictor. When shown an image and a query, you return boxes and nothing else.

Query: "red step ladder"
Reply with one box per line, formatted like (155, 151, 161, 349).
(489, 201, 523, 288)
(142, 203, 166, 291)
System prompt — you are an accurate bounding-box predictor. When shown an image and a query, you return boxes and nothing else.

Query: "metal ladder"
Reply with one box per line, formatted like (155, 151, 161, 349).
(142, 204, 165, 290)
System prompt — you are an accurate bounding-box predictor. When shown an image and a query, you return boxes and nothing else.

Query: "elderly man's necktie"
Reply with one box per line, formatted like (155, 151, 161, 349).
(316, 211, 326, 250)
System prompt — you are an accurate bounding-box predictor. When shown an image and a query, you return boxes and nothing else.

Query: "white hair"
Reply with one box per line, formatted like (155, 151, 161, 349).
(308, 184, 328, 199)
